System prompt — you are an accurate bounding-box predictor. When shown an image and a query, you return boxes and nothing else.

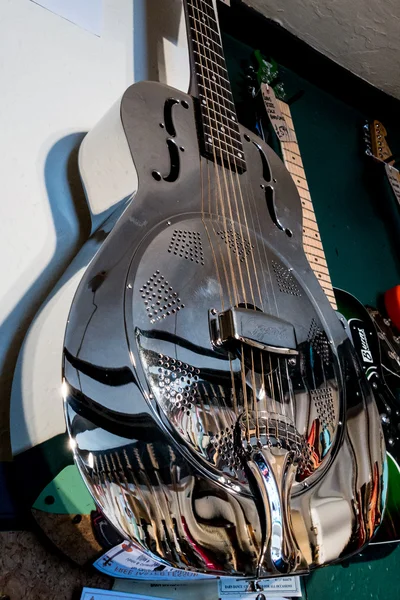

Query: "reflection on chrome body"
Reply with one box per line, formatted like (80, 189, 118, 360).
(63, 78, 385, 578)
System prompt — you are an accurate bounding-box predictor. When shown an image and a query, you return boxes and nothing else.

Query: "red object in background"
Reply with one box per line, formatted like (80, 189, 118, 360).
(385, 285, 400, 331)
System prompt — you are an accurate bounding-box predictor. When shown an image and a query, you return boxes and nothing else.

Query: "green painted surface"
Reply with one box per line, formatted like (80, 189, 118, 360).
(33, 464, 95, 515)
(283, 71, 400, 307)
(222, 31, 400, 599)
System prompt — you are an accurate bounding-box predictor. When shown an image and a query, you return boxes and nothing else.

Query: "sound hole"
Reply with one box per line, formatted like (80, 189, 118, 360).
(265, 185, 292, 237)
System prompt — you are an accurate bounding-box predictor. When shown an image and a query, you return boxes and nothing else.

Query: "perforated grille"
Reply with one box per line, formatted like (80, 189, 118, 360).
(140, 271, 185, 323)
(297, 441, 314, 479)
(168, 229, 204, 265)
(211, 425, 240, 469)
(217, 229, 253, 262)
(157, 354, 199, 412)
(307, 319, 330, 364)
(272, 260, 301, 296)
(311, 387, 335, 428)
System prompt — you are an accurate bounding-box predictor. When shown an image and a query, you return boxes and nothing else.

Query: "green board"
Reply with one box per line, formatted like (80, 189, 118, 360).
(221, 30, 400, 599)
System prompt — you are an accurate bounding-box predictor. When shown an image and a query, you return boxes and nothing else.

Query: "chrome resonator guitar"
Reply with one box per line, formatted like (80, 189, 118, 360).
(62, 0, 386, 578)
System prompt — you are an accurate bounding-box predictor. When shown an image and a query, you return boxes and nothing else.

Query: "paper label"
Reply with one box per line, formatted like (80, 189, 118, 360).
(261, 84, 290, 142)
(219, 576, 302, 598)
(94, 543, 213, 581)
(385, 163, 400, 206)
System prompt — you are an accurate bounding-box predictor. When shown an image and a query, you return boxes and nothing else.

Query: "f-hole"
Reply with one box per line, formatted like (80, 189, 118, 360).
(164, 98, 180, 137)
(163, 139, 180, 182)
(265, 186, 292, 237)
(252, 141, 271, 182)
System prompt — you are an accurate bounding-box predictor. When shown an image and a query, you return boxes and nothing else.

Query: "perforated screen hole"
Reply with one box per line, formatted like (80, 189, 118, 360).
(272, 260, 302, 296)
(311, 387, 335, 429)
(168, 229, 205, 265)
(157, 355, 200, 409)
(211, 425, 239, 470)
(297, 441, 314, 478)
(217, 229, 253, 262)
(307, 319, 330, 364)
(140, 271, 185, 323)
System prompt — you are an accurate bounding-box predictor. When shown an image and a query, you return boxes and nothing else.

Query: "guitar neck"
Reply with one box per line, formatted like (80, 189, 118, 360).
(183, 0, 246, 172)
(276, 99, 337, 310)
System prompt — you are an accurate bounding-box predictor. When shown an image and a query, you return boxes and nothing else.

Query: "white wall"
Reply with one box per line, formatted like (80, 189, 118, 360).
(0, 0, 190, 459)
(246, 0, 400, 100)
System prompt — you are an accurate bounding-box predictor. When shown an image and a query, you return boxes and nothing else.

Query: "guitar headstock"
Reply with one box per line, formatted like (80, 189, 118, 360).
(364, 120, 392, 163)
(253, 50, 285, 99)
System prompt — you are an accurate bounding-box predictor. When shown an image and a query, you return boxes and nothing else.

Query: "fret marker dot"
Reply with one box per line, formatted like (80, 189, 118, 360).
(212, 75, 216, 81)
(202, 99, 207, 105)
(231, 115, 236, 121)
(237, 152, 242, 158)
(221, 127, 225, 133)
(208, 137, 212, 143)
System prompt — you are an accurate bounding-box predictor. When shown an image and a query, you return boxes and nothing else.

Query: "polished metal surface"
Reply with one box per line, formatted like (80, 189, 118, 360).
(63, 81, 386, 578)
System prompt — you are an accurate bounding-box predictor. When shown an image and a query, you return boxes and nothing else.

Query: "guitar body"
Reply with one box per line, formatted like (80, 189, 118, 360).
(62, 80, 385, 577)
(335, 288, 400, 544)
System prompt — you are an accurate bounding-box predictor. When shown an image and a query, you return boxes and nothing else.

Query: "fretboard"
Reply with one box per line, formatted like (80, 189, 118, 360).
(184, 0, 246, 172)
(276, 99, 337, 310)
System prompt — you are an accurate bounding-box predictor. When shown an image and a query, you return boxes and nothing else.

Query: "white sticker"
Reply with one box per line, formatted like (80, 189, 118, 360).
(219, 576, 302, 598)
(94, 543, 214, 581)
(385, 163, 400, 206)
(261, 84, 290, 142)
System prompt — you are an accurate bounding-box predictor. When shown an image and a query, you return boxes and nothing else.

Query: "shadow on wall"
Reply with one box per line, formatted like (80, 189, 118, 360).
(133, 0, 186, 85)
(2, 0, 187, 461)
(0, 133, 91, 460)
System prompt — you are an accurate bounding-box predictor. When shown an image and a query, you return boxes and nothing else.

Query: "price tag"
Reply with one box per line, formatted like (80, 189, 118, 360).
(219, 575, 302, 598)
(261, 83, 290, 142)
(385, 163, 400, 206)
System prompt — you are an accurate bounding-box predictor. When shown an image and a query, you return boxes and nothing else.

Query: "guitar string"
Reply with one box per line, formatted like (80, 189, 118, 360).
(275, 100, 298, 445)
(196, 0, 293, 446)
(197, 0, 262, 313)
(195, 0, 248, 302)
(190, 0, 239, 434)
(196, 0, 260, 441)
(192, 0, 260, 440)
(191, 0, 239, 306)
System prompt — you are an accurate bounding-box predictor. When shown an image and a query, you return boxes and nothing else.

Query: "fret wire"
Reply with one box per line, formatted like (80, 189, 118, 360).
(190, 2, 237, 108)
(189, 24, 221, 54)
(206, 104, 240, 124)
(204, 127, 243, 151)
(202, 114, 242, 138)
(189, 19, 219, 39)
(194, 53, 228, 79)
(197, 75, 232, 99)
(192, 29, 222, 52)
(204, 125, 243, 150)
(193, 61, 230, 84)
(193, 42, 226, 65)
(198, 82, 235, 105)
(187, 0, 244, 170)
(190, 1, 218, 24)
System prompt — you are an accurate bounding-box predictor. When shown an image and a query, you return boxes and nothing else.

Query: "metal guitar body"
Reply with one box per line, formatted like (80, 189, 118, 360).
(63, 81, 385, 578)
